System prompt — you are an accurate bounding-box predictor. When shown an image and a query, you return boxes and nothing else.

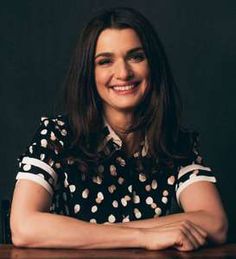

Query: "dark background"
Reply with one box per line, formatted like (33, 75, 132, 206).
(1, 1, 235, 242)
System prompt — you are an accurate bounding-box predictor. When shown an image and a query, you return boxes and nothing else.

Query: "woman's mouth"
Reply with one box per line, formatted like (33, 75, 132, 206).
(110, 82, 140, 94)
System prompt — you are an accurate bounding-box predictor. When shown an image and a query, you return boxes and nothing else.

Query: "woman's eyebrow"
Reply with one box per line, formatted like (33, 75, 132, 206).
(94, 47, 144, 59)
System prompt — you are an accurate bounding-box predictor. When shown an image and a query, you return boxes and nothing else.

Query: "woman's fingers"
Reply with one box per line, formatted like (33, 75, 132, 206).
(172, 220, 207, 251)
(142, 220, 208, 251)
(155, 220, 207, 251)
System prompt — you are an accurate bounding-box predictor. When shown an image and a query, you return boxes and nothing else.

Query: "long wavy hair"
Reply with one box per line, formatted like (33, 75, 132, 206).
(65, 7, 193, 166)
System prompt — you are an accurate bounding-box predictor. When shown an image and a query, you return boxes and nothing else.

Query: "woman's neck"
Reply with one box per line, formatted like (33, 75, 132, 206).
(103, 108, 142, 156)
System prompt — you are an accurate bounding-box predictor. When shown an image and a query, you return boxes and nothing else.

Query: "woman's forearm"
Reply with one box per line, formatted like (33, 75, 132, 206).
(11, 212, 142, 249)
(118, 211, 228, 244)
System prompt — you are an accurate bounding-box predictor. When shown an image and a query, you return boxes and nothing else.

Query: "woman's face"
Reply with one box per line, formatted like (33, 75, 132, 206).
(94, 28, 150, 114)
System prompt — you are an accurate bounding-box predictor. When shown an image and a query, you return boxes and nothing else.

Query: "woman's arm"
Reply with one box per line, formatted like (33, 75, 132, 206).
(118, 182, 228, 244)
(10, 180, 142, 249)
(10, 180, 207, 251)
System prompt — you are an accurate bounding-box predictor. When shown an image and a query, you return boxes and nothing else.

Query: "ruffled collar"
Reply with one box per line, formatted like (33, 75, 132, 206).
(101, 118, 149, 158)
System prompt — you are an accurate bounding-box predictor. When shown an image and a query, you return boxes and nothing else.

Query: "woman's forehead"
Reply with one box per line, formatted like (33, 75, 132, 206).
(95, 28, 143, 55)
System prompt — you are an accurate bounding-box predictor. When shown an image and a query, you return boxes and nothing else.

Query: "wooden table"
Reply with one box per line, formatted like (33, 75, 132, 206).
(1, 244, 236, 258)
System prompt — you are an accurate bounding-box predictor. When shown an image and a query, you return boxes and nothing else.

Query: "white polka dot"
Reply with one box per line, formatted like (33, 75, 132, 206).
(61, 129, 67, 136)
(91, 205, 98, 213)
(167, 175, 175, 185)
(23, 164, 31, 171)
(41, 139, 48, 148)
(92, 176, 102, 184)
(155, 207, 162, 216)
(128, 185, 132, 193)
(50, 132, 56, 141)
(40, 153, 45, 160)
(134, 208, 142, 219)
(151, 203, 157, 209)
(64, 173, 69, 188)
(55, 163, 61, 169)
(122, 216, 130, 223)
(112, 200, 118, 208)
(118, 177, 124, 185)
(139, 173, 147, 182)
(97, 192, 104, 200)
(109, 165, 117, 176)
(133, 152, 139, 158)
(108, 214, 116, 223)
(162, 197, 168, 204)
(57, 120, 65, 126)
(163, 190, 169, 196)
(43, 120, 49, 126)
(116, 157, 126, 167)
(95, 198, 102, 204)
(74, 204, 80, 214)
(29, 146, 33, 154)
(108, 185, 116, 194)
(67, 158, 74, 165)
(146, 197, 153, 205)
(121, 198, 127, 207)
(59, 140, 64, 147)
(134, 194, 140, 204)
(124, 195, 131, 201)
(48, 178, 54, 184)
(82, 189, 89, 198)
(69, 185, 76, 193)
(90, 219, 97, 224)
(145, 185, 151, 191)
(40, 129, 47, 135)
(48, 159, 54, 167)
(151, 179, 158, 189)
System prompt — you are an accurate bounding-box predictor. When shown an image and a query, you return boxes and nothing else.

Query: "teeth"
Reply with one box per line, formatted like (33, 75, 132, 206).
(113, 85, 135, 91)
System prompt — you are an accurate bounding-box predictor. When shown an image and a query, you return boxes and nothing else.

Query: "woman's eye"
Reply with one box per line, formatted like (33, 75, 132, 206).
(97, 59, 112, 66)
(129, 53, 145, 62)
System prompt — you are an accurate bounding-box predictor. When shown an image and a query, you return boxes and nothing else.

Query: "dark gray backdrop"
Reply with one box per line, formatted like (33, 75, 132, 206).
(1, 1, 235, 242)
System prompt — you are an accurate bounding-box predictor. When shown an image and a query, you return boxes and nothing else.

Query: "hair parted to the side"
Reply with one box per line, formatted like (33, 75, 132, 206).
(65, 7, 193, 166)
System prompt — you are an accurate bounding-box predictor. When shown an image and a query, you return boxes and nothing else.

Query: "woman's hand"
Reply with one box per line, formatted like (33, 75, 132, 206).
(141, 220, 207, 251)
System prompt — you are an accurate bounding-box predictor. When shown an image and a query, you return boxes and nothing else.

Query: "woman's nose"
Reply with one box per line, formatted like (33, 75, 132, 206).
(114, 60, 133, 80)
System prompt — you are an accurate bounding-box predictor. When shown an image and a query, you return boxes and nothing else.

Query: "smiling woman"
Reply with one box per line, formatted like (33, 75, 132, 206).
(10, 7, 228, 251)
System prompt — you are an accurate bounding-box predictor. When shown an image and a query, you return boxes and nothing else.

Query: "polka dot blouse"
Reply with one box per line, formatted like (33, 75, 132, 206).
(16, 115, 216, 224)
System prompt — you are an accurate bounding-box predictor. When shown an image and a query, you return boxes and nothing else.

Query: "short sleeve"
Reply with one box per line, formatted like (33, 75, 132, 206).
(175, 133, 216, 206)
(16, 116, 67, 196)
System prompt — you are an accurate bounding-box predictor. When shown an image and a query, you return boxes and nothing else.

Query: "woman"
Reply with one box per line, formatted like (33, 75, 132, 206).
(10, 7, 228, 251)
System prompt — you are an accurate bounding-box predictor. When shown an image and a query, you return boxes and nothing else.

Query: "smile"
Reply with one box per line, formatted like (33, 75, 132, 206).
(113, 84, 137, 91)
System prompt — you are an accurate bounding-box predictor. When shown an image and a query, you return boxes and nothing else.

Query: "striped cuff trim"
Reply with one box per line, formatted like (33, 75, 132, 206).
(16, 172, 53, 196)
(22, 157, 57, 182)
(176, 176, 216, 206)
(178, 164, 211, 179)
